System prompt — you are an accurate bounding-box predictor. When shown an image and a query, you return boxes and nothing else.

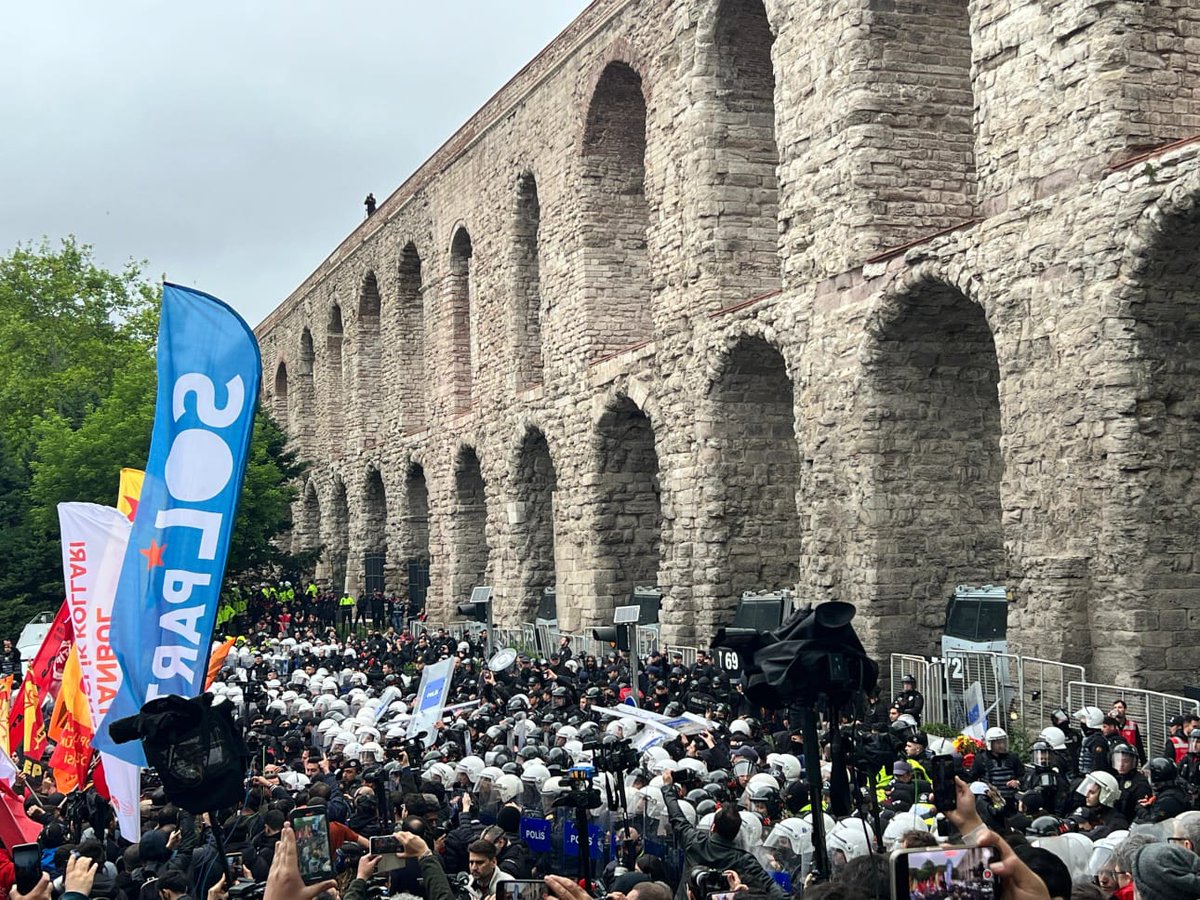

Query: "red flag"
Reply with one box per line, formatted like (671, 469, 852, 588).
(10, 602, 72, 757)
(0, 780, 43, 847)
(25, 602, 73, 696)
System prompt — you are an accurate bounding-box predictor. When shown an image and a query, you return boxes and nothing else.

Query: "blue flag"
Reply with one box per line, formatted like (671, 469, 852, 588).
(96, 284, 260, 764)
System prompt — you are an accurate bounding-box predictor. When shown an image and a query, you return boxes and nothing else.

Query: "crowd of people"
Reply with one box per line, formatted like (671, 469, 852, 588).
(4, 583, 1200, 900)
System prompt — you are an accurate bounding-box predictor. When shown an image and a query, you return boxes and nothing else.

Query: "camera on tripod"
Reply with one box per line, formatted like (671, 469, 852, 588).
(552, 764, 602, 811)
(584, 737, 638, 774)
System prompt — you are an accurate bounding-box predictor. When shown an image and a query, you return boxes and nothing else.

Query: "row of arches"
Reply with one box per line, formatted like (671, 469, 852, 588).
(290, 268, 1003, 651)
(272, 0, 787, 432)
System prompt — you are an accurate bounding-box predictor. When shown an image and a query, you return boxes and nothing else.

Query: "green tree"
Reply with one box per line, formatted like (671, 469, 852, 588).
(0, 237, 306, 638)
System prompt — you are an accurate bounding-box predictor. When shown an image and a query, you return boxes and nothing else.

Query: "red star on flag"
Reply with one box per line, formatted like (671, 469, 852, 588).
(140, 539, 167, 569)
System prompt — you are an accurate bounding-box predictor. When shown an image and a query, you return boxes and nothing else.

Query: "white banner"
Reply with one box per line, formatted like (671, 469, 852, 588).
(407, 658, 455, 748)
(963, 680, 988, 742)
(57, 503, 131, 732)
(57, 503, 140, 839)
(102, 752, 141, 839)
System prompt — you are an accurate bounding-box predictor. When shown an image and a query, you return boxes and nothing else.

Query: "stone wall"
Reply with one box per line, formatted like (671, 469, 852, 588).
(256, 0, 1200, 690)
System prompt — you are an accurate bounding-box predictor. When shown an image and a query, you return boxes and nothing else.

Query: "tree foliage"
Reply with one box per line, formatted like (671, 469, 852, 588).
(0, 238, 304, 638)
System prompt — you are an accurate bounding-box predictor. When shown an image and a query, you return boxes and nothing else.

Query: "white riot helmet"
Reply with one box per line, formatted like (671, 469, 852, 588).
(360, 742, 384, 763)
(764, 817, 815, 875)
(882, 809, 934, 849)
(1075, 707, 1105, 730)
(729, 719, 752, 737)
(768, 753, 802, 783)
(827, 817, 873, 864)
(457, 756, 485, 787)
(737, 810, 763, 851)
(430, 762, 456, 786)
(1039, 726, 1068, 751)
(521, 763, 551, 790)
(495, 774, 523, 803)
(1077, 771, 1120, 807)
(984, 727, 1008, 750)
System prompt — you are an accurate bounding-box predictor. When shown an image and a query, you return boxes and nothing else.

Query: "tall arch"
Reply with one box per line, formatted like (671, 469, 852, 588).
(864, 280, 1003, 654)
(513, 172, 544, 387)
(593, 397, 661, 617)
(402, 463, 432, 615)
(452, 447, 490, 606)
(1102, 193, 1200, 688)
(326, 304, 345, 436)
(581, 62, 652, 353)
(363, 467, 388, 593)
(448, 228, 474, 410)
(705, 336, 801, 625)
(296, 328, 316, 453)
(707, 0, 781, 297)
(357, 272, 382, 432)
(398, 243, 427, 431)
(514, 427, 557, 620)
(298, 478, 322, 559)
(273, 361, 289, 425)
(327, 477, 350, 593)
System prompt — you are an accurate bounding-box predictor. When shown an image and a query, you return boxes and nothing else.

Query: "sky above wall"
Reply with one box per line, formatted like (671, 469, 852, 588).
(0, 1, 590, 326)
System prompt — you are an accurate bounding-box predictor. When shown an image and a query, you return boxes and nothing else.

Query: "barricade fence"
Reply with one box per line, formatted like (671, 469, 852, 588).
(1067, 681, 1199, 763)
(888, 650, 1199, 756)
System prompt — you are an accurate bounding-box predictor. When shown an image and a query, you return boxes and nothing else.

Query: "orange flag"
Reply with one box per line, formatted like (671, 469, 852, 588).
(0, 678, 12, 757)
(48, 647, 91, 743)
(205, 638, 237, 690)
(21, 679, 44, 761)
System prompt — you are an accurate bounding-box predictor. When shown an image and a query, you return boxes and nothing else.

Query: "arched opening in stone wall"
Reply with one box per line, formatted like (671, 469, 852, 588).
(364, 466, 388, 592)
(707, 336, 801, 619)
(398, 243, 426, 431)
(869, 1, 976, 239)
(298, 329, 315, 446)
(514, 427, 557, 621)
(594, 397, 661, 618)
(327, 304, 345, 435)
(709, 0, 781, 298)
(514, 172, 544, 387)
(328, 477, 350, 593)
(273, 361, 289, 425)
(403, 463, 431, 612)
(357, 272, 382, 432)
(453, 447, 490, 607)
(1117, 204, 1200, 686)
(582, 62, 652, 354)
(449, 228, 474, 411)
(299, 478, 322, 559)
(866, 281, 1003, 653)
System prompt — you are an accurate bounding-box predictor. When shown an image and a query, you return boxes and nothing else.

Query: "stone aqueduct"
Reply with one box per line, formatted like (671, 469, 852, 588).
(255, 0, 1200, 690)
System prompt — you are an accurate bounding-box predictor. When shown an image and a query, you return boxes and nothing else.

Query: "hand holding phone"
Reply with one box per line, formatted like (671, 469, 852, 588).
(931, 755, 957, 813)
(12, 842, 41, 894)
(890, 845, 994, 900)
(289, 807, 335, 885)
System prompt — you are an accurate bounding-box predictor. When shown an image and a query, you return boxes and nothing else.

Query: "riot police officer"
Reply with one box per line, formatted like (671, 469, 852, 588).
(894, 675, 924, 725)
(1022, 739, 1069, 815)
(1109, 743, 1151, 822)
(1134, 757, 1190, 822)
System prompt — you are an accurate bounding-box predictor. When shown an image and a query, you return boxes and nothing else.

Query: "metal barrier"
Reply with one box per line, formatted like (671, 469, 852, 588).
(1068, 681, 1199, 762)
(891, 651, 1084, 737)
(890, 654, 944, 724)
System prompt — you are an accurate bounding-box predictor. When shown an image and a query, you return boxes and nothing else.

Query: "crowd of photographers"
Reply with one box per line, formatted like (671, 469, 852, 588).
(5, 593, 1200, 900)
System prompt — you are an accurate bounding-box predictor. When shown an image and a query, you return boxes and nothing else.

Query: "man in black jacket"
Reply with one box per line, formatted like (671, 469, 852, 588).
(661, 770, 784, 900)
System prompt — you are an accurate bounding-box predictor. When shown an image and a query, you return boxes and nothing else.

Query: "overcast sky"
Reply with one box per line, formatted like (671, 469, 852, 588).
(0, 1, 589, 327)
